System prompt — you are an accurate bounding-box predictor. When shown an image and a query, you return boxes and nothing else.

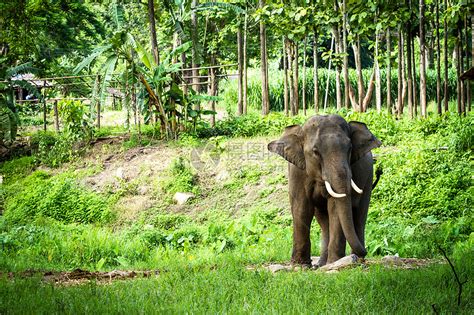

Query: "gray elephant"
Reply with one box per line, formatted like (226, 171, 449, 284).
(268, 114, 381, 266)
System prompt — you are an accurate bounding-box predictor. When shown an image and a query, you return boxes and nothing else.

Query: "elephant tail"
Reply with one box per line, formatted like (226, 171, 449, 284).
(372, 165, 383, 190)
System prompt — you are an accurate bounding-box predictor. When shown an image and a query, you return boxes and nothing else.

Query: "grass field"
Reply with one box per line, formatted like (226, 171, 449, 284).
(1, 109, 472, 313)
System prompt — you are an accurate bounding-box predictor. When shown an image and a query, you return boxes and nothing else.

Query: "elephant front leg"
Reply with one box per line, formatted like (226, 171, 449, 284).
(314, 209, 329, 267)
(290, 200, 314, 266)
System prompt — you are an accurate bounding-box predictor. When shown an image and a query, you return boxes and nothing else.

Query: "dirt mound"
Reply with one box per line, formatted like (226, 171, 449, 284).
(4, 269, 159, 286)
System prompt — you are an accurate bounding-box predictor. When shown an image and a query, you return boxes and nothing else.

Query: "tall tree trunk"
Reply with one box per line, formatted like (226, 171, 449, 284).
(283, 37, 289, 116)
(209, 53, 217, 127)
(412, 31, 418, 116)
(419, 0, 427, 118)
(147, 0, 159, 65)
(259, 0, 270, 116)
(464, 16, 469, 114)
(470, 15, 473, 112)
(191, 0, 200, 106)
(375, 27, 382, 113)
(237, 27, 243, 115)
(243, 10, 248, 115)
(324, 36, 334, 110)
(313, 29, 319, 112)
(386, 28, 392, 113)
(287, 38, 294, 114)
(444, 0, 449, 112)
(342, 0, 350, 108)
(406, 10, 413, 118)
(456, 34, 462, 114)
(401, 29, 407, 116)
(180, 36, 188, 96)
(436, 0, 442, 114)
(397, 27, 403, 118)
(333, 26, 342, 110)
(353, 35, 365, 110)
(459, 22, 465, 115)
(293, 41, 299, 115)
(303, 36, 307, 115)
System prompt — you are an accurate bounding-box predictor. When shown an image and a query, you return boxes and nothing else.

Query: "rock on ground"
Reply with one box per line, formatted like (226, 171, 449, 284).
(173, 192, 195, 205)
(319, 254, 360, 272)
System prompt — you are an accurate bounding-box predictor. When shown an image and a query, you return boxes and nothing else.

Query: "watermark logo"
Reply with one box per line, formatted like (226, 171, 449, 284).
(190, 142, 222, 170)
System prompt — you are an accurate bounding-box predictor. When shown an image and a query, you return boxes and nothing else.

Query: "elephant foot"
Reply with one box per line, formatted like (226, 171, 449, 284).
(290, 256, 312, 268)
(316, 258, 327, 267)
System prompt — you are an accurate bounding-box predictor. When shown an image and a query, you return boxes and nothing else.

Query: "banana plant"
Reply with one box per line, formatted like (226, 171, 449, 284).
(135, 41, 217, 136)
(0, 59, 40, 145)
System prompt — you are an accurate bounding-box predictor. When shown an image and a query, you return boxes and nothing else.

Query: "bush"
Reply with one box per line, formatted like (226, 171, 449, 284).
(4, 171, 112, 224)
(57, 99, 94, 140)
(30, 131, 78, 167)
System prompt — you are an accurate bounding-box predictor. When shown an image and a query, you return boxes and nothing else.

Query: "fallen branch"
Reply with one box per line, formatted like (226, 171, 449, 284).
(438, 245, 468, 306)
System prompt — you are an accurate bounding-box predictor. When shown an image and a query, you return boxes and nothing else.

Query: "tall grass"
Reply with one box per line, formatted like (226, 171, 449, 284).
(220, 66, 458, 113)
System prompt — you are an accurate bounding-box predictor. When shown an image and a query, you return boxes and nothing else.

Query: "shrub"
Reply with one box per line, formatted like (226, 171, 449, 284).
(30, 131, 77, 167)
(4, 171, 112, 224)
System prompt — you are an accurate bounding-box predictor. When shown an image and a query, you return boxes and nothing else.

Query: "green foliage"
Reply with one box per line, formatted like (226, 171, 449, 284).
(197, 112, 306, 138)
(3, 171, 111, 225)
(0, 156, 35, 184)
(30, 132, 77, 167)
(160, 157, 199, 197)
(57, 99, 94, 140)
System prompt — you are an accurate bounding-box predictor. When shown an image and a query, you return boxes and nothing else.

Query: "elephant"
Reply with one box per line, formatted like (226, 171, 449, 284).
(268, 114, 381, 267)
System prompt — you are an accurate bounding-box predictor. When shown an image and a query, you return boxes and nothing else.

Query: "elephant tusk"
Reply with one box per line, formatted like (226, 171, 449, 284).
(351, 179, 364, 194)
(324, 181, 347, 198)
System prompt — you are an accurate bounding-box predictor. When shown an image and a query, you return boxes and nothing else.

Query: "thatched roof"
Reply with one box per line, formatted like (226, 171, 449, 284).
(11, 73, 53, 87)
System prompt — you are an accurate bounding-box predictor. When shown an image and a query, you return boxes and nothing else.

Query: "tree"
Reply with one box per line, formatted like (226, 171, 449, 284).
(259, 0, 270, 116)
(419, 0, 427, 118)
(147, 0, 160, 65)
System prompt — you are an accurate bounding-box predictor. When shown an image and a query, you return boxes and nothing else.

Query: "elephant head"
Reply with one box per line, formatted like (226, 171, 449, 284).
(268, 115, 381, 258)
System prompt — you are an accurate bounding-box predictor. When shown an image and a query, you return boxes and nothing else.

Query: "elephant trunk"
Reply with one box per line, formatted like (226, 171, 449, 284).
(325, 167, 367, 258)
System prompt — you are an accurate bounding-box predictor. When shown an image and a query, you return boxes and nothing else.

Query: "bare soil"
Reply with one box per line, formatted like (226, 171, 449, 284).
(3, 269, 159, 286)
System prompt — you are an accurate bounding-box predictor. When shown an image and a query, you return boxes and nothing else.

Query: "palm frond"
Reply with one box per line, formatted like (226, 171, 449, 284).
(136, 42, 155, 70)
(6, 62, 36, 78)
(99, 55, 118, 105)
(112, 1, 125, 29)
(73, 45, 112, 74)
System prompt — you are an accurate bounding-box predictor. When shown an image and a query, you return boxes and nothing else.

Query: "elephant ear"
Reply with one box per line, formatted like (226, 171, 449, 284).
(349, 121, 382, 163)
(267, 125, 306, 170)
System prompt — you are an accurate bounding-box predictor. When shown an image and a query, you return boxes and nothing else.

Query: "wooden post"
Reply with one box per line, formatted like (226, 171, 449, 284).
(96, 75, 101, 129)
(53, 100, 59, 131)
(43, 80, 47, 131)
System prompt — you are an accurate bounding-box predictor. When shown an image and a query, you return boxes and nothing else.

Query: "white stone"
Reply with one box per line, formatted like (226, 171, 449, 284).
(216, 170, 230, 181)
(115, 167, 124, 179)
(320, 254, 359, 272)
(311, 256, 320, 266)
(173, 192, 195, 205)
(267, 264, 289, 273)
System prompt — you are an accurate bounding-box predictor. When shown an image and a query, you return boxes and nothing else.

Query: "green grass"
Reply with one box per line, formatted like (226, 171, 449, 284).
(1, 255, 473, 314)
